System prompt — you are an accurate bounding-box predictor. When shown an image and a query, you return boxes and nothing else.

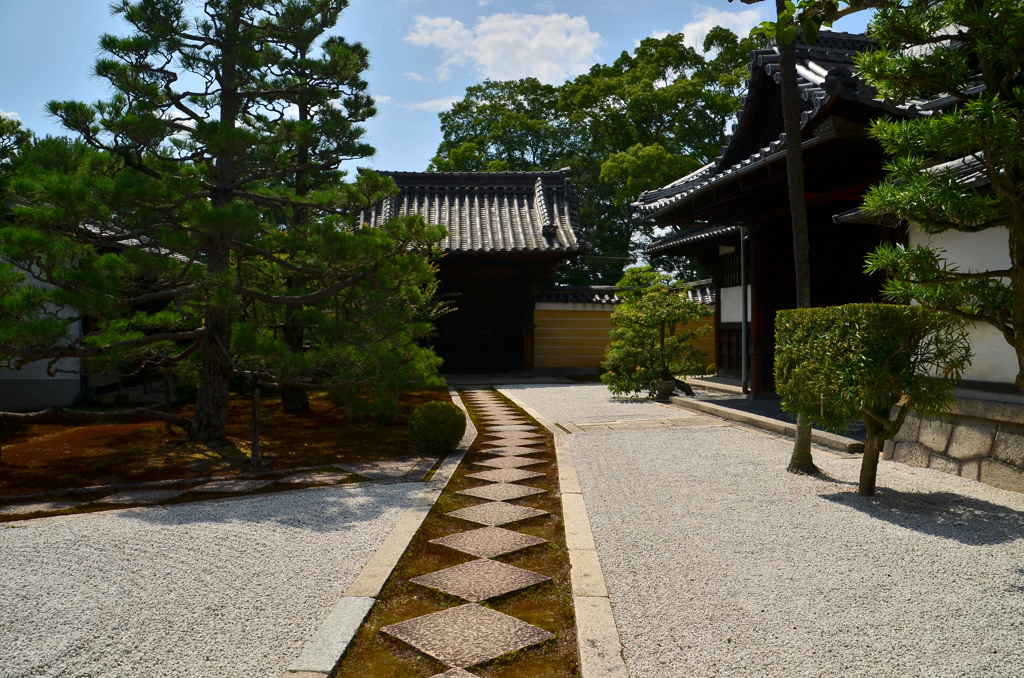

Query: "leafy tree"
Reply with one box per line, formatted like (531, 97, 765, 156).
(601, 266, 712, 398)
(775, 304, 971, 495)
(859, 0, 1024, 388)
(0, 0, 445, 442)
(430, 30, 756, 283)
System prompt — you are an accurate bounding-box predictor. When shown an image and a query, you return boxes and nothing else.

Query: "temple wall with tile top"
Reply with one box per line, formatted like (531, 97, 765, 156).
(883, 395, 1024, 494)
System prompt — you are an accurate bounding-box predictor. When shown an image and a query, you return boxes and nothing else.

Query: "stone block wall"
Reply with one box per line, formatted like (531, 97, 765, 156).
(883, 396, 1024, 494)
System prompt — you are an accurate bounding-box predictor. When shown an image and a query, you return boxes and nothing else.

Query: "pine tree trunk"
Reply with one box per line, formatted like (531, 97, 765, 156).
(777, 6, 819, 475)
(859, 418, 882, 496)
(191, 241, 233, 441)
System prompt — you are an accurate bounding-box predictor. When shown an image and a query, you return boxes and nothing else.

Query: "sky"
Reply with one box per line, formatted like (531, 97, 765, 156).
(0, 0, 871, 173)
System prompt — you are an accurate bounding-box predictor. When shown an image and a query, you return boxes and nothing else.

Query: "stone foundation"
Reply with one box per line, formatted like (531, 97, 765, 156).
(883, 395, 1024, 494)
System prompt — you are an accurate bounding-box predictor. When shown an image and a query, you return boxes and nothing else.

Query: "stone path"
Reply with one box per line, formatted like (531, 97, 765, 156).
(380, 389, 557, 673)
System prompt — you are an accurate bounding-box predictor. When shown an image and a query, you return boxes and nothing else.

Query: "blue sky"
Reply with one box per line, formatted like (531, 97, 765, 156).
(0, 0, 870, 173)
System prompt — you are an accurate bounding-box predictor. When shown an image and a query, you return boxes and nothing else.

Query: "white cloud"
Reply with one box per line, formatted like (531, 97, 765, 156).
(374, 95, 393, 103)
(403, 72, 430, 82)
(680, 6, 765, 51)
(402, 96, 461, 112)
(478, 0, 495, 5)
(404, 13, 602, 85)
(0, 109, 21, 121)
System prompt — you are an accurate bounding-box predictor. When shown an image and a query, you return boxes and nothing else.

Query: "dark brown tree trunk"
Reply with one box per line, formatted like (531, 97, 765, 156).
(191, 241, 233, 441)
(776, 4, 819, 476)
(859, 417, 882, 496)
(251, 379, 261, 465)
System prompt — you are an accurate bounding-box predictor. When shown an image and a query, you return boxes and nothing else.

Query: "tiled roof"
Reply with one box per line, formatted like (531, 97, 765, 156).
(359, 169, 587, 255)
(647, 224, 740, 254)
(635, 31, 931, 222)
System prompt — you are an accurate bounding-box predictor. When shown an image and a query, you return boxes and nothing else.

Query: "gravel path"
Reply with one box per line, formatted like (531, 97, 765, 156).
(506, 385, 1024, 678)
(0, 483, 423, 678)
(499, 383, 691, 423)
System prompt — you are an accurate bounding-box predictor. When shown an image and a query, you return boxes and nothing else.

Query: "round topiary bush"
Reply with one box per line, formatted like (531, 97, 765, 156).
(408, 400, 467, 456)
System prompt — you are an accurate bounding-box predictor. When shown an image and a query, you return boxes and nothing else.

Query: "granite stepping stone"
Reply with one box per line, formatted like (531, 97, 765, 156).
(431, 669, 475, 678)
(472, 456, 546, 469)
(431, 526, 547, 559)
(410, 558, 550, 602)
(447, 501, 547, 526)
(279, 472, 352, 485)
(96, 489, 185, 505)
(478, 416, 530, 424)
(466, 468, 546, 483)
(381, 603, 553, 668)
(458, 483, 546, 502)
(481, 436, 544, 446)
(192, 479, 273, 492)
(0, 501, 81, 516)
(486, 424, 538, 432)
(475, 446, 544, 457)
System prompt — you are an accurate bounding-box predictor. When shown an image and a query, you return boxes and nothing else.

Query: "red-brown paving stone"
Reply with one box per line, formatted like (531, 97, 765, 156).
(472, 456, 546, 469)
(465, 468, 546, 483)
(380, 603, 553, 668)
(446, 501, 548, 526)
(430, 526, 547, 559)
(473, 446, 545, 457)
(410, 558, 550, 602)
(457, 483, 546, 502)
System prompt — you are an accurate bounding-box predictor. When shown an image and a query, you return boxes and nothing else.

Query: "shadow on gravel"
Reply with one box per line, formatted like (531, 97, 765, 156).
(820, 489, 1024, 546)
(115, 483, 422, 534)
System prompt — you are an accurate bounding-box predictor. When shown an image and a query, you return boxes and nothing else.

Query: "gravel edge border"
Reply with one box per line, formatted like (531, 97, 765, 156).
(498, 388, 630, 678)
(281, 390, 476, 677)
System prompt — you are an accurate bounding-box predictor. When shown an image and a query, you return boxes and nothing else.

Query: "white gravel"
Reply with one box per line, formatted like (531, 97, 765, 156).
(499, 383, 690, 423)
(0, 483, 423, 678)
(508, 385, 1024, 678)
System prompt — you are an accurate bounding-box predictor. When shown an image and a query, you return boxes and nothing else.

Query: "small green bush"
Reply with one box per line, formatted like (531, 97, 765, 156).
(408, 400, 467, 455)
(775, 303, 971, 496)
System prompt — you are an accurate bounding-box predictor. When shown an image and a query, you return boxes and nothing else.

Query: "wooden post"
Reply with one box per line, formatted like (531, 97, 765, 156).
(164, 367, 173, 435)
(251, 378, 260, 465)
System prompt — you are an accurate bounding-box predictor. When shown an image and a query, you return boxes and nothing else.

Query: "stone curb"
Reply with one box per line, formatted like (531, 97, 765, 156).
(667, 396, 865, 454)
(498, 389, 630, 678)
(281, 391, 475, 677)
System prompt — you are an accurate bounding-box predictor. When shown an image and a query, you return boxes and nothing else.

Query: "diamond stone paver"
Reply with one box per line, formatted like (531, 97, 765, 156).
(473, 456, 546, 469)
(487, 425, 537, 432)
(410, 558, 550, 602)
(447, 501, 548, 526)
(0, 501, 81, 516)
(458, 483, 546, 502)
(279, 471, 352, 484)
(484, 432, 544, 443)
(381, 603, 554, 668)
(430, 669, 475, 678)
(96, 489, 185, 505)
(474, 446, 544, 457)
(466, 468, 546, 483)
(192, 479, 273, 493)
(430, 526, 548, 558)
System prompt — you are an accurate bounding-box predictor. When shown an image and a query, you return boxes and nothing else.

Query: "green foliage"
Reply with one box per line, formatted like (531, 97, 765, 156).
(775, 304, 971, 433)
(600, 266, 712, 397)
(429, 30, 756, 284)
(0, 1, 446, 439)
(857, 0, 1024, 386)
(408, 400, 467, 456)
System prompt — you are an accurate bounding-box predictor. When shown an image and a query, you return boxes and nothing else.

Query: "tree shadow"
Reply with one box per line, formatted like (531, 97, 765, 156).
(819, 488, 1024, 546)
(116, 481, 425, 534)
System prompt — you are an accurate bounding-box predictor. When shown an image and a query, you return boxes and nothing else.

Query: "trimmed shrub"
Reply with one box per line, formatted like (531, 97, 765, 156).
(600, 267, 712, 398)
(408, 400, 467, 455)
(775, 303, 971, 496)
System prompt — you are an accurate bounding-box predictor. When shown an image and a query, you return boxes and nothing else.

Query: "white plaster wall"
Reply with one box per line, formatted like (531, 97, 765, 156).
(910, 226, 1017, 384)
(720, 285, 752, 323)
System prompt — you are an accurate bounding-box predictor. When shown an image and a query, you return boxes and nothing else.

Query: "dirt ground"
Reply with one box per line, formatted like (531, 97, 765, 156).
(0, 389, 449, 495)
